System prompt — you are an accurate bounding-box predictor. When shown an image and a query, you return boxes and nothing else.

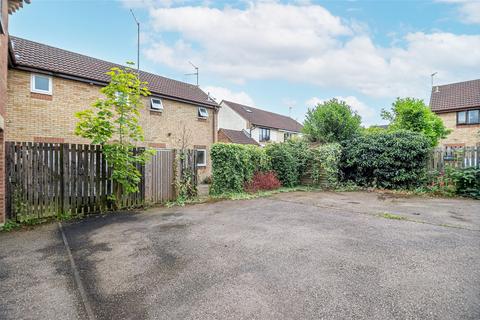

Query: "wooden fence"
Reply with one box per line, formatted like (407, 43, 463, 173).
(145, 149, 176, 203)
(428, 146, 479, 172)
(5, 142, 145, 221)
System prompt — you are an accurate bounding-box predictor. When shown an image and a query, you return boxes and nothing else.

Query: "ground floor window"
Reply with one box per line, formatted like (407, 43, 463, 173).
(284, 132, 293, 142)
(196, 149, 207, 167)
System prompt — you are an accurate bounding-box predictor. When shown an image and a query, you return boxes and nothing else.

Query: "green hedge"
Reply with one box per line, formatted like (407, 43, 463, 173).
(265, 140, 309, 187)
(309, 143, 342, 186)
(210, 143, 270, 194)
(341, 130, 430, 189)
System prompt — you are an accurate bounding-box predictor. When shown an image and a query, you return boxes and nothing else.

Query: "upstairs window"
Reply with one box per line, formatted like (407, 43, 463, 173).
(457, 110, 480, 125)
(31, 74, 52, 95)
(259, 128, 270, 142)
(150, 98, 164, 111)
(198, 107, 209, 118)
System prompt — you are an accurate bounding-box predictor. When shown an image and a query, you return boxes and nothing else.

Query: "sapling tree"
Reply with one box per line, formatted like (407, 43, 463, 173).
(75, 62, 153, 207)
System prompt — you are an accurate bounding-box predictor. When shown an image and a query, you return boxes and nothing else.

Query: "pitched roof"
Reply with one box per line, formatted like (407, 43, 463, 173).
(222, 100, 302, 132)
(10, 36, 218, 108)
(430, 79, 480, 113)
(219, 129, 259, 145)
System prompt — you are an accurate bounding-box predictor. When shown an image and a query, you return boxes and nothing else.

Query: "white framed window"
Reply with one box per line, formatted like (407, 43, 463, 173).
(259, 128, 270, 142)
(198, 107, 209, 118)
(196, 149, 207, 167)
(150, 98, 164, 111)
(31, 74, 52, 95)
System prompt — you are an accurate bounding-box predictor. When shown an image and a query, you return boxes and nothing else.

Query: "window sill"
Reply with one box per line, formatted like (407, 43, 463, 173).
(30, 92, 53, 101)
(149, 109, 163, 115)
(197, 117, 208, 121)
(456, 123, 480, 128)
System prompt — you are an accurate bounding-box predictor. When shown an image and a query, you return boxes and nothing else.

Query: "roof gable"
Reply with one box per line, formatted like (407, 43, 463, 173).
(430, 79, 480, 113)
(222, 100, 302, 132)
(10, 36, 218, 108)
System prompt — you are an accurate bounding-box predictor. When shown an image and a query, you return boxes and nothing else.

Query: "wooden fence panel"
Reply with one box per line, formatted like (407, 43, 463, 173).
(5, 142, 146, 221)
(145, 149, 176, 204)
(428, 146, 479, 171)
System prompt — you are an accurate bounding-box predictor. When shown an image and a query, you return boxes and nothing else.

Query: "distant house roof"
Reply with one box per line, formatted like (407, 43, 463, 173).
(219, 129, 259, 145)
(430, 79, 480, 113)
(221, 100, 302, 132)
(9, 36, 218, 108)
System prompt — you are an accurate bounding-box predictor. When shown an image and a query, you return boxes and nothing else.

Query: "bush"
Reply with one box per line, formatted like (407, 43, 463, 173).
(210, 143, 271, 194)
(303, 98, 362, 143)
(244, 171, 282, 193)
(265, 143, 300, 187)
(309, 143, 342, 187)
(341, 130, 430, 189)
(449, 167, 480, 199)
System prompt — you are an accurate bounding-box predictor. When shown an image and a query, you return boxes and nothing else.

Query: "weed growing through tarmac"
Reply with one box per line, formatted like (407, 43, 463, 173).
(380, 212, 407, 220)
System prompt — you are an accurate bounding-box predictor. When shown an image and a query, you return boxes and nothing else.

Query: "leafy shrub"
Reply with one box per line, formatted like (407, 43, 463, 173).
(449, 167, 480, 199)
(341, 130, 430, 189)
(244, 171, 282, 193)
(417, 169, 456, 196)
(309, 143, 342, 186)
(265, 143, 300, 187)
(210, 143, 272, 194)
(303, 98, 362, 143)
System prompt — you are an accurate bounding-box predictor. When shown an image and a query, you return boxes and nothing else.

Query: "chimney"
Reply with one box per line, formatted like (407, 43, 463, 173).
(435, 86, 440, 93)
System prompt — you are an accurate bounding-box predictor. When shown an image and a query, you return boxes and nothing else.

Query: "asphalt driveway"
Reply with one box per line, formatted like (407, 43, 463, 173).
(1, 191, 479, 320)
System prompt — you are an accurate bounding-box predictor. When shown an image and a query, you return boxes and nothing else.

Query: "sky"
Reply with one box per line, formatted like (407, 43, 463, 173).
(9, 0, 480, 126)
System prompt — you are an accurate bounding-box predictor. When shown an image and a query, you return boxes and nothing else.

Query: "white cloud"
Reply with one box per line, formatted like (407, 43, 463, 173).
(305, 96, 378, 126)
(439, 0, 480, 24)
(202, 86, 255, 106)
(132, 1, 480, 101)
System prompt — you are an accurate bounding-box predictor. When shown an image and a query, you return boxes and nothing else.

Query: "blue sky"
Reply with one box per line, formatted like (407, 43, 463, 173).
(10, 0, 480, 126)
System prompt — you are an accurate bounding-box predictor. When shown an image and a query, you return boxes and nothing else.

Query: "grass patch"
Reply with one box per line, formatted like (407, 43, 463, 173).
(379, 212, 407, 220)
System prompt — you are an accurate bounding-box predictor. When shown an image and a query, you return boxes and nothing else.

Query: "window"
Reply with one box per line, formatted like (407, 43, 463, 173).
(457, 111, 467, 124)
(150, 98, 163, 111)
(259, 128, 270, 142)
(284, 132, 293, 142)
(457, 110, 480, 125)
(468, 110, 479, 124)
(196, 149, 207, 167)
(0, 0, 4, 35)
(31, 74, 52, 95)
(198, 107, 209, 118)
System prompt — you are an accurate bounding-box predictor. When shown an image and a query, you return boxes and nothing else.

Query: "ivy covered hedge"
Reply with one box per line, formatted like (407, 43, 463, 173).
(210, 140, 343, 194)
(340, 130, 430, 189)
(210, 144, 271, 194)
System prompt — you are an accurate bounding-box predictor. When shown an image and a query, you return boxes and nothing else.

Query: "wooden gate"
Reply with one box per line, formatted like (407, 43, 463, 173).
(5, 142, 144, 221)
(144, 149, 176, 203)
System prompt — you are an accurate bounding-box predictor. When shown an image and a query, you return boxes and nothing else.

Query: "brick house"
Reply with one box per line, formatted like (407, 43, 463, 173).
(1, 0, 30, 225)
(6, 37, 220, 183)
(218, 100, 302, 146)
(429, 79, 480, 147)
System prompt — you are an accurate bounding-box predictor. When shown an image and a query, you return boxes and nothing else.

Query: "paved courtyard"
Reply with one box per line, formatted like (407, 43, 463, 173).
(1, 191, 479, 319)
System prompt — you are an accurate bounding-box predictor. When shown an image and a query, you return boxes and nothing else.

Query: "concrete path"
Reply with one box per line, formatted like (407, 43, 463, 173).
(1, 191, 479, 319)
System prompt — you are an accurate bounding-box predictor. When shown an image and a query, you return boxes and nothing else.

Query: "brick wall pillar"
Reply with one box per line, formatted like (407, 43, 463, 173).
(0, 130, 4, 224)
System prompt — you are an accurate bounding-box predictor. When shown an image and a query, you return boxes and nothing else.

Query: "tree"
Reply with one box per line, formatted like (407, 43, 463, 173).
(75, 63, 153, 207)
(381, 97, 451, 147)
(303, 98, 362, 143)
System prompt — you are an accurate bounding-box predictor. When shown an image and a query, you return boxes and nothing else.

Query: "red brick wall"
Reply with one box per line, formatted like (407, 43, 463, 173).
(0, 0, 9, 224)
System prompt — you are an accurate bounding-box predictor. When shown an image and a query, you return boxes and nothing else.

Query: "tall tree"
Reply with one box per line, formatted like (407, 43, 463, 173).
(75, 63, 153, 206)
(303, 98, 362, 143)
(382, 97, 451, 147)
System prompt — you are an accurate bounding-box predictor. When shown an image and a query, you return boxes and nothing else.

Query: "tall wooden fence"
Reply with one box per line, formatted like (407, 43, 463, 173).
(5, 142, 144, 221)
(428, 146, 479, 171)
(145, 149, 176, 203)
